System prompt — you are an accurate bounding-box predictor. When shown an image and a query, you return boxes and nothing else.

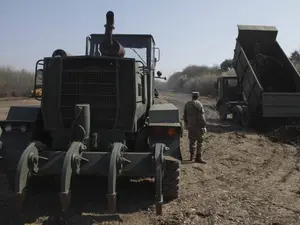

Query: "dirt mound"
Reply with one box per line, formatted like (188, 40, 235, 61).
(267, 124, 300, 145)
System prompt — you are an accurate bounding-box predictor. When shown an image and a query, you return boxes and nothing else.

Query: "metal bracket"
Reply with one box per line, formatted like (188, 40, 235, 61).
(154, 143, 165, 215)
(60, 141, 87, 212)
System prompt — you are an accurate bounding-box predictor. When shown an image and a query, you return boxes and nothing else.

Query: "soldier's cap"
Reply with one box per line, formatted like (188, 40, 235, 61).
(192, 92, 199, 97)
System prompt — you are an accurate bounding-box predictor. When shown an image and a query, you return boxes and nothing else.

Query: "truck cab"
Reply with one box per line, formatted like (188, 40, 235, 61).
(215, 76, 244, 120)
(216, 76, 243, 102)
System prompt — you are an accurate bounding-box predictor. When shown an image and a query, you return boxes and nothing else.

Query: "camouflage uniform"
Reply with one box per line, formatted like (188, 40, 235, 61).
(183, 92, 207, 163)
(154, 89, 159, 98)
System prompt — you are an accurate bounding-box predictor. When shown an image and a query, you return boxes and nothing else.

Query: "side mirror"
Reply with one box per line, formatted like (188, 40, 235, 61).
(155, 70, 166, 80)
(37, 69, 43, 81)
(35, 69, 43, 88)
(154, 47, 160, 62)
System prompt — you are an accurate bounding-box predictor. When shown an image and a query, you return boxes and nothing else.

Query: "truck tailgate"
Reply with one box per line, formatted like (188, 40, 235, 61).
(262, 92, 300, 117)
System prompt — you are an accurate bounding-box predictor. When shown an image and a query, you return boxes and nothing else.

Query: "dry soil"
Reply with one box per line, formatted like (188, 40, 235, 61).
(0, 93, 300, 225)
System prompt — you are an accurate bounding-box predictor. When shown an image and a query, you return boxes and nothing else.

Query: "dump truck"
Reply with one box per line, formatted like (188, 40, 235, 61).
(0, 11, 182, 216)
(216, 25, 300, 126)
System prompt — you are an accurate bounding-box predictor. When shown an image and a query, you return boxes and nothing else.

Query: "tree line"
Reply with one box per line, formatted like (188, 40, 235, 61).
(155, 49, 300, 97)
(0, 49, 300, 98)
(0, 67, 34, 97)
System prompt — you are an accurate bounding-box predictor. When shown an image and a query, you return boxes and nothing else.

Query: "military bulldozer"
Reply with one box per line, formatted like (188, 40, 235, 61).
(0, 11, 182, 215)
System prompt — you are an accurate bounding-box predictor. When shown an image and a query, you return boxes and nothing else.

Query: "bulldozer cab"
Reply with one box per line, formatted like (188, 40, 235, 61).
(216, 76, 243, 102)
(84, 33, 164, 109)
(33, 34, 162, 102)
(85, 34, 160, 70)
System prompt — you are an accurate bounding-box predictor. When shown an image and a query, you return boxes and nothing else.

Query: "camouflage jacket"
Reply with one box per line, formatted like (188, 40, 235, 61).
(183, 100, 206, 129)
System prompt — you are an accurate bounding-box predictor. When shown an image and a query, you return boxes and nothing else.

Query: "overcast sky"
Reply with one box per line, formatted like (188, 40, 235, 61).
(1, 0, 300, 78)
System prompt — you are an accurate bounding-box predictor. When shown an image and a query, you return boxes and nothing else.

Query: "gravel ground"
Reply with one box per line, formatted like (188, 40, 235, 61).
(0, 93, 300, 225)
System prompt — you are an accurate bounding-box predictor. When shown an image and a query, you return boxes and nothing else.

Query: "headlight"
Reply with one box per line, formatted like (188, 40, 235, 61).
(20, 125, 27, 132)
(4, 124, 12, 132)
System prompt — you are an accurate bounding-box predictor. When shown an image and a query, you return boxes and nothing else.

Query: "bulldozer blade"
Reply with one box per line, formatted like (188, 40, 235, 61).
(107, 193, 117, 214)
(155, 170, 163, 216)
(60, 192, 71, 213)
(107, 142, 124, 214)
(60, 141, 86, 212)
(164, 155, 180, 163)
(14, 142, 40, 211)
(154, 143, 165, 216)
(14, 192, 26, 212)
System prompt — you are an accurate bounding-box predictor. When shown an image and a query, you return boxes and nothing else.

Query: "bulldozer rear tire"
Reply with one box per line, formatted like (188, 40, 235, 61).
(163, 160, 180, 201)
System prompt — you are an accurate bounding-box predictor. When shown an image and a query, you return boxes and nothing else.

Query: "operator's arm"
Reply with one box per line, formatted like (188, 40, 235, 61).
(198, 102, 207, 127)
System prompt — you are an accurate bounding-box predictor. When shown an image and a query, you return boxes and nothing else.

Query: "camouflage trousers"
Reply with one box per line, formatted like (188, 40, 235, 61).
(188, 128, 204, 159)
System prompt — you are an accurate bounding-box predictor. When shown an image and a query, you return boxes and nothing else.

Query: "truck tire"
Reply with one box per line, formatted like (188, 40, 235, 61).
(218, 103, 228, 121)
(232, 105, 242, 124)
(163, 160, 180, 201)
(241, 106, 251, 127)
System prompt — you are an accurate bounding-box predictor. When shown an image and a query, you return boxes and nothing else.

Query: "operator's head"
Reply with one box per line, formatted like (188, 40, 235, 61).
(192, 92, 199, 100)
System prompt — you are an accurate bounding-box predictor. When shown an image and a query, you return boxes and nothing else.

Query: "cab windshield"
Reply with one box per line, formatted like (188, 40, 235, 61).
(86, 34, 153, 67)
(124, 48, 147, 65)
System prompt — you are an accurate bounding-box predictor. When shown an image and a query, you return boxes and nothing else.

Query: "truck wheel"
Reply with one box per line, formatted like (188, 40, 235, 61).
(241, 106, 251, 127)
(218, 103, 228, 121)
(163, 160, 180, 201)
(232, 105, 242, 124)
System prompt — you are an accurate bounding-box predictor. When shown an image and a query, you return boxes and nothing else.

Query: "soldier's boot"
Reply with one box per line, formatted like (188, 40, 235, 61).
(189, 140, 196, 161)
(190, 152, 195, 161)
(195, 144, 206, 164)
(195, 154, 206, 164)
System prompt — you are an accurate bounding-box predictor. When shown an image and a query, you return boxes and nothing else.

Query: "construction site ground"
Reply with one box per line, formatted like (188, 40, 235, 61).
(0, 92, 300, 225)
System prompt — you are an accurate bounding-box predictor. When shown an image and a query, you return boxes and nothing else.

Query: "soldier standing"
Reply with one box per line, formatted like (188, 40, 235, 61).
(154, 88, 159, 98)
(183, 92, 207, 163)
